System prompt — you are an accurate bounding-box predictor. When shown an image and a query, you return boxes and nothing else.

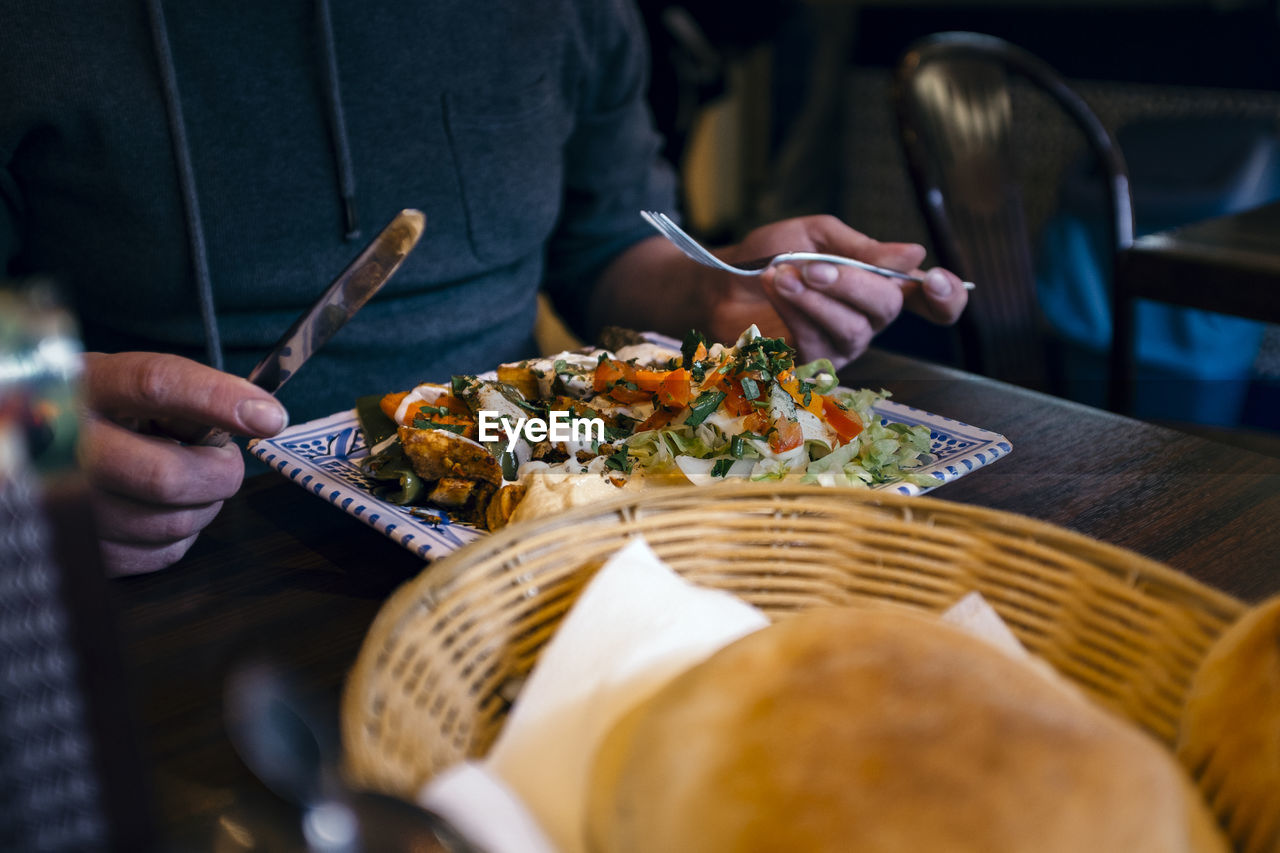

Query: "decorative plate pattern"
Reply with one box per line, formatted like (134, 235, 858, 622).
(249, 400, 1011, 563)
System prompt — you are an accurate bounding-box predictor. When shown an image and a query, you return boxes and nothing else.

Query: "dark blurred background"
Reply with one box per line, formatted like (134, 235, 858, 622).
(631, 0, 1280, 449)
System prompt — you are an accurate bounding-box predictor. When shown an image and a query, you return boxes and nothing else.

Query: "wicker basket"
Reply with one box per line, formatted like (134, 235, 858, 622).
(341, 482, 1246, 806)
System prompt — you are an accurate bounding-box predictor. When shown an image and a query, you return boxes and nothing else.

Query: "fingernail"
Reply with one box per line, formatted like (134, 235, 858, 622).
(775, 267, 804, 294)
(924, 269, 952, 299)
(238, 398, 288, 435)
(804, 262, 839, 287)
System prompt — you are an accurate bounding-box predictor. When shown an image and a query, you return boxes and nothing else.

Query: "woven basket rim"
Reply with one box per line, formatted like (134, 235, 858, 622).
(412, 482, 1243, 615)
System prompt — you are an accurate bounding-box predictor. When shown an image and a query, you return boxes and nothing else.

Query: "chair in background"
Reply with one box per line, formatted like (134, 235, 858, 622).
(891, 31, 1135, 394)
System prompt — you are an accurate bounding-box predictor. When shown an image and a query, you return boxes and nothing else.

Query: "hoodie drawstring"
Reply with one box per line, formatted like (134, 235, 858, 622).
(315, 0, 361, 241)
(143, 0, 362, 370)
(144, 0, 224, 371)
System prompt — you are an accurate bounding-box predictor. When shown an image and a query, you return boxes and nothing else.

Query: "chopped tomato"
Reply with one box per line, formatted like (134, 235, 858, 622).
(704, 369, 757, 416)
(742, 410, 770, 435)
(821, 396, 864, 445)
(769, 418, 804, 453)
(724, 383, 754, 416)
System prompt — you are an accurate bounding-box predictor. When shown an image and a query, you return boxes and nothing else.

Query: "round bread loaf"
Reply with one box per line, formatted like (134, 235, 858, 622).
(1177, 594, 1280, 853)
(587, 606, 1225, 853)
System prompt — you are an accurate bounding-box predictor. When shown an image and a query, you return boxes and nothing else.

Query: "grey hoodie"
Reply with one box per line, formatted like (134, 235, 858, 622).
(0, 0, 676, 422)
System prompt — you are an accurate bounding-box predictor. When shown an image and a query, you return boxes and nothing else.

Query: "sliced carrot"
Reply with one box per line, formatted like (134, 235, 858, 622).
(380, 391, 410, 421)
(593, 359, 627, 394)
(777, 371, 825, 418)
(595, 358, 693, 406)
(628, 366, 674, 393)
(435, 394, 471, 417)
(655, 369, 692, 409)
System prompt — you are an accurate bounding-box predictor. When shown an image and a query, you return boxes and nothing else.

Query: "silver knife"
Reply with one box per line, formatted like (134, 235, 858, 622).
(198, 208, 426, 446)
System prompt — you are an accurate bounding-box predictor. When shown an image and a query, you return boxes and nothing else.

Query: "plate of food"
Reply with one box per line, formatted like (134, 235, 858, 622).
(249, 328, 1011, 561)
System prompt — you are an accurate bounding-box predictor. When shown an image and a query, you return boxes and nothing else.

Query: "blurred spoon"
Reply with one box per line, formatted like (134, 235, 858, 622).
(223, 660, 476, 852)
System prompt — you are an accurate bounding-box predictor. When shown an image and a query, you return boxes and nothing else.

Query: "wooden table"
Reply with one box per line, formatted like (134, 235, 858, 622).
(109, 349, 1280, 847)
(1118, 199, 1280, 323)
(1110, 199, 1280, 411)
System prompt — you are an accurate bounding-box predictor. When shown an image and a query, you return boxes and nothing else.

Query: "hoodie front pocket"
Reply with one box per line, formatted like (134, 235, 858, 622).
(444, 76, 570, 265)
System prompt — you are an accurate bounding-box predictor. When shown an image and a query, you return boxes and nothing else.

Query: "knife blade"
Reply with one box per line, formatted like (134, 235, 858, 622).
(198, 208, 426, 446)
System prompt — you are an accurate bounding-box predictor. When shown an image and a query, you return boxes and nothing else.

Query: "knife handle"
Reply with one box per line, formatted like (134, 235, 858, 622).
(191, 427, 233, 448)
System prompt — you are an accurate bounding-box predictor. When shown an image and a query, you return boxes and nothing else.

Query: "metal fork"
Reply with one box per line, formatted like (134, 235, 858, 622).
(641, 211, 975, 290)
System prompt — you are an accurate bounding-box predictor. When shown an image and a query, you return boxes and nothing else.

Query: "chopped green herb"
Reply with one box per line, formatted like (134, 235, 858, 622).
(681, 329, 706, 368)
(684, 389, 726, 426)
(740, 376, 761, 401)
(711, 458, 734, 478)
(604, 446, 634, 473)
(412, 417, 468, 435)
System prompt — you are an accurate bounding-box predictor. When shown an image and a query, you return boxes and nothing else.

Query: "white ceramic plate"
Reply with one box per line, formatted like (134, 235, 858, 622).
(249, 397, 1011, 563)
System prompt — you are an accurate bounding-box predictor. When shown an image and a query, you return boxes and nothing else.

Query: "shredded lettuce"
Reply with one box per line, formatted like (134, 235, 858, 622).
(796, 389, 938, 489)
(625, 422, 726, 469)
(625, 385, 937, 490)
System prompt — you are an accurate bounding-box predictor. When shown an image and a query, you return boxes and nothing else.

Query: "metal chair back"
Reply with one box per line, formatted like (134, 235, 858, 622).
(892, 31, 1134, 391)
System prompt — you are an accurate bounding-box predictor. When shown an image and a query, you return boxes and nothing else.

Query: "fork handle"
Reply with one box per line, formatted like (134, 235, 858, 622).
(769, 253, 975, 290)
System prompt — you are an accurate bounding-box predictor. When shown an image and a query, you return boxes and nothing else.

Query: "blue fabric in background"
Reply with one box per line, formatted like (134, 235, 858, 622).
(1036, 115, 1280, 426)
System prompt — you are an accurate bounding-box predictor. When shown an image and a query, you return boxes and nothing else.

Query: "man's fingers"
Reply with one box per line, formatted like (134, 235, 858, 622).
(90, 490, 224, 547)
(79, 413, 244, 505)
(99, 535, 202, 578)
(903, 268, 969, 325)
(760, 266, 881, 366)
(83, 351, 288, 438)
(795, 263, 904, 332)
(789, 215, 927, 271)
(864, 241, 928, 273)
